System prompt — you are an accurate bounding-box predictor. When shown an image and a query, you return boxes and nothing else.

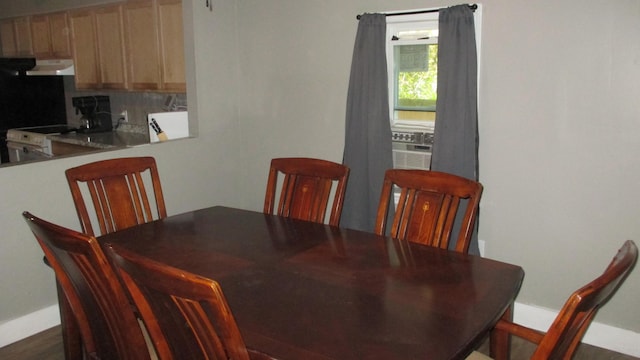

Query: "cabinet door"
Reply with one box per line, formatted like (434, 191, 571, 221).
(31, 15, 52, 58)
(49, 12, 72, 58)
(157, 0, 186, 92)
(14, 17, 34, 56)
(124, 0, 161, 90)
(95, 5, 127, 89)
(70, 10, 100, 89)
(0, 20, 17, 57)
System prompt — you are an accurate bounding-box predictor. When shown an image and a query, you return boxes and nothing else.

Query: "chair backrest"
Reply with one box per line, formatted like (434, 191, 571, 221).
(263, 157, 349, 226)
(532, 240, 638, 360)
(65, 156, 167, 236)
(22, 212, 151, 360)
(106, 242, 253, 360)
(375, 169, 483, 253)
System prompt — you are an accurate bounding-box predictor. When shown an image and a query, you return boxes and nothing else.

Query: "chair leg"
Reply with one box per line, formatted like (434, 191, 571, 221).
(57, 281, 83, 360)
(490, 305, 513, 360)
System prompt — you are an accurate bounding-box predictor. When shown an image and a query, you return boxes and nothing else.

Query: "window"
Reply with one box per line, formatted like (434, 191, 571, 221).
(387, 14, 440, 131)
(386, 7, 482, 131)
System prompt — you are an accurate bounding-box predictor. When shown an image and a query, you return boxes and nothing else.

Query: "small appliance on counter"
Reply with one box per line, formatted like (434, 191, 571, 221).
(147, 111, 189, 143)
(72, 95, 112, 133)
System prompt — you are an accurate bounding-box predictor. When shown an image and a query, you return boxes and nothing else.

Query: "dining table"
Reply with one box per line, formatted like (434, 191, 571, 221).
(97, 206, 524, 360)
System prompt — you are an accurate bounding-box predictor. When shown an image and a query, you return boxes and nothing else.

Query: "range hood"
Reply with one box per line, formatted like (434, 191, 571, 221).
(26, 59, 74, 76)
(0, 57, 74, 76)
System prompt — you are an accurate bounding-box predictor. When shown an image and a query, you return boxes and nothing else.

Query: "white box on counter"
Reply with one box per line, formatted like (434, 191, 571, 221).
(147, 111, 189, 143)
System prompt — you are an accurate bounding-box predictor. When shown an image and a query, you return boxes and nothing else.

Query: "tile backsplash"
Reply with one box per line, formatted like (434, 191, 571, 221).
(63, 77, 187, 135)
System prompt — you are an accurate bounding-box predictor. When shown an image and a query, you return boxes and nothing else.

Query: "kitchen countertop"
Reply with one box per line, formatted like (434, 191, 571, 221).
(49, 130, 150, 149)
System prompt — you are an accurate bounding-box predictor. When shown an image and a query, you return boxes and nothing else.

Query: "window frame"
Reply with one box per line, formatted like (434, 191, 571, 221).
(385, 6, 483, 131)
(386, 13, 440, 131)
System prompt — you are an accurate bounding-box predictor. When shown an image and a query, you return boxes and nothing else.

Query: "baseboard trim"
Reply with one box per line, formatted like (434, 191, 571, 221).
(1, 302, 638, 357)
(514, 302, 640, 357)
(0, 305, 60, 348)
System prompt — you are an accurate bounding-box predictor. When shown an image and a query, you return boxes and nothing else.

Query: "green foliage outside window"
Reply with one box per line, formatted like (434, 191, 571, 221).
(397, 44, 438, 109)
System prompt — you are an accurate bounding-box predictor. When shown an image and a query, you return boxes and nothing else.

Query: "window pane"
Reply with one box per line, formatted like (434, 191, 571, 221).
(394, 43, 438, 111)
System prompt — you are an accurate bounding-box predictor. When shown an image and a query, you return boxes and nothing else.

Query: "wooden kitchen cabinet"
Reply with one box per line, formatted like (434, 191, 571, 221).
(46, 0, 184, 92)
(31, 13, 72, 59)
(69, 9, 100, 89)
(0, 19, 17, 56)
(14, 17, 33, 56)
(95, 4, 127, 89)
(157, 0, 186, 92)
(70, 5, 127, 90)
(0, 17, 33, 57)
(30, 15, 52, 58)
(124, 0, 162, 91)
(124, 0, 185, 92)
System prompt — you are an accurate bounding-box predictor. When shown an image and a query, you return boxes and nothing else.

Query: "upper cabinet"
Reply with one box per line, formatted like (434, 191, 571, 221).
(69, 9, 100, 89)
(1, 0, 185, 93)
(95, 5, 128, 90)
(124, 0, 185, 92)
(0, 20, 18, 56)
(1, 17, 34, 57)
(157, 0, 185, 92)
(31, 12, 73, 59)
(123, 0, 161, 91)
(70, 4, 129, 90)
(2, 13, 71, 59)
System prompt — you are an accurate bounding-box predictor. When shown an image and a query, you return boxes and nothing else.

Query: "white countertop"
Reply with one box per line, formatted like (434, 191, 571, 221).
(49, 130, 150, 149)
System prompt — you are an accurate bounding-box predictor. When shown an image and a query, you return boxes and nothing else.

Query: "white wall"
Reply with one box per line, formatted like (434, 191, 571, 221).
(1, 0, 639, 355)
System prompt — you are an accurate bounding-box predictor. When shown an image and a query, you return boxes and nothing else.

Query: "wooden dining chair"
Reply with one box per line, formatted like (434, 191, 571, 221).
(65, 156, 167, 236)
(375, 169, 483, 253)
(263, 157, 349, 226)
(22, 211, 152, 360)
(468, 240, 638, 360)
(106, 242, 276, 360)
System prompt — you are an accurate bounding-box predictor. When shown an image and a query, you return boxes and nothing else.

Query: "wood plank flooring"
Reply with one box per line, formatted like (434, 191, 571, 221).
(0, 325, 637, 359)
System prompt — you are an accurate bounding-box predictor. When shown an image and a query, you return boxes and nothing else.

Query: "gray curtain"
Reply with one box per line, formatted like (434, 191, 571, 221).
(341, 14, 393, 232)
(430, 5, 480, 254)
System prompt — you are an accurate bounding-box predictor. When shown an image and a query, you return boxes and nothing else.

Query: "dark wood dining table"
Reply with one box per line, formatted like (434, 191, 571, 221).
(98, 206, 524, 360)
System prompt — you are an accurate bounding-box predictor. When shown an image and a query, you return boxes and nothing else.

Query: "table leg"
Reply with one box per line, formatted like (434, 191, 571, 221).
(57, 281, 83, 360)
(490, 305, 512, 360)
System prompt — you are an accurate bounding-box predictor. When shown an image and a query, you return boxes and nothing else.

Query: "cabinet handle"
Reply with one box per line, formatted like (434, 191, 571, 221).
(206, 0, 213, 11)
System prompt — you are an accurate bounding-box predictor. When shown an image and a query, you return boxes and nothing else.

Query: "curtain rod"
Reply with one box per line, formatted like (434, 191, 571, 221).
(356, 4, 477, 20)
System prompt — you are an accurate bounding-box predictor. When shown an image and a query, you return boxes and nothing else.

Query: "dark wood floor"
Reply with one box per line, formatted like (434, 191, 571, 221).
(0, 325, 637, 359)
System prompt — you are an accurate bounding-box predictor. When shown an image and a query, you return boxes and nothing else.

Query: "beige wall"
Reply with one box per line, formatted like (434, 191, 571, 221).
(0, 0, 639, 353)
(227, 0, 640, 335)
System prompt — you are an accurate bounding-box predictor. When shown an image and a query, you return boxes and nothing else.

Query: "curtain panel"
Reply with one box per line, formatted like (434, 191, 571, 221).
(341, 14, 394, 232)
(431, 4, 480, 254)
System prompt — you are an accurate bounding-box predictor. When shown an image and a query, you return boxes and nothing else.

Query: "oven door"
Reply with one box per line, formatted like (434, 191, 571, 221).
(7, 141, 53, 162)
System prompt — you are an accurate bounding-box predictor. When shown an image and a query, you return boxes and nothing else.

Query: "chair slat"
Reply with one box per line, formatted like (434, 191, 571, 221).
(375, 169, 483, 253)
(65, 157, 167, 236)
(264, 158, 350, 227)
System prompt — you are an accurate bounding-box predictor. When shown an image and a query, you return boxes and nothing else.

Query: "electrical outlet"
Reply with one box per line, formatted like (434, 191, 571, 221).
(120, 110, 128, 122)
